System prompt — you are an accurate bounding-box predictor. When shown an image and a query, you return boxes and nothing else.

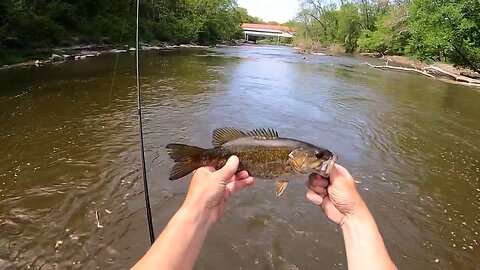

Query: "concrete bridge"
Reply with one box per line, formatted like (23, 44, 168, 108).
(241, 23, 295, 41)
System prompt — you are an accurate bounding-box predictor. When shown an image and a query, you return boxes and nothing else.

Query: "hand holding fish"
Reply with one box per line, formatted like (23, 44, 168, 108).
(306, 164, 397, 270)
(306, 164, 366, 226)
(132, 156, 253, 270)
(182, 155, 254, 225)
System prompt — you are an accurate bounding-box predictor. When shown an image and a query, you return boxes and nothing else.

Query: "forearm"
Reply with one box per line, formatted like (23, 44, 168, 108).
(341, 207, 396, 270)
(132, 207, 211, 270)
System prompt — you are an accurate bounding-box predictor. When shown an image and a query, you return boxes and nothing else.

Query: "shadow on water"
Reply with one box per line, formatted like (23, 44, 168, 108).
(0, 46, 479, 269)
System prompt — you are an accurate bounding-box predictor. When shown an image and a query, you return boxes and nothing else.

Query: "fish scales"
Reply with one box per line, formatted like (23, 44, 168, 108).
(166, 127, 337, 196)
(198, 144, 295, 179)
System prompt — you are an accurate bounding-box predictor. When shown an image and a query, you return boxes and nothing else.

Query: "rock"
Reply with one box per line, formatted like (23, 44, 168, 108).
(360, 52, 383, 58)
(129, 47, 136, 52)
(109, 49, 127, 53)
(460, 71, 480, 79)
(62, 54, 74, 60)
(51, 54, 62, 62)
(34, 60, 41, 66)
(141, 45, 162, 50)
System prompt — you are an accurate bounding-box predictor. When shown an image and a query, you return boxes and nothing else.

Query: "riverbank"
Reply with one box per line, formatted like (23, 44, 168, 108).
(294, 46, 480, 87)
(0, 41, 237, 70)
(360, 54, 480, 87)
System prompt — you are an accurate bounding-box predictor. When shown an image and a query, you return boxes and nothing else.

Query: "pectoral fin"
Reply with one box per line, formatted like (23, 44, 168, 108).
(275, 180, 289, 197)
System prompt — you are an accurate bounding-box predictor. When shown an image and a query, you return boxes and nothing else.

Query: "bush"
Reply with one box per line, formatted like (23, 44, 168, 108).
(8, 12, 66, 47)
(357, 29, 388, 54)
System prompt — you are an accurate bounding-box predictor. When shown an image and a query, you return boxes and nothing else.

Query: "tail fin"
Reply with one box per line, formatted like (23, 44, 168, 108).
(166, 143, 205, 180)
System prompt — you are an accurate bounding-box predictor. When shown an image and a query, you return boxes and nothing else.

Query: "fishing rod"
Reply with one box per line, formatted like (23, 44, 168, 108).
(135, 0, 155, 244)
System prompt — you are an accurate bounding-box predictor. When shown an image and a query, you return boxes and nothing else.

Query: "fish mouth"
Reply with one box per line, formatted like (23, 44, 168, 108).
(317, 155, 337, 178)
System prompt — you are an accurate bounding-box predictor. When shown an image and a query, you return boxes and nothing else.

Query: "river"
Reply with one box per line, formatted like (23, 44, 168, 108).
(0, 46, 479, 269)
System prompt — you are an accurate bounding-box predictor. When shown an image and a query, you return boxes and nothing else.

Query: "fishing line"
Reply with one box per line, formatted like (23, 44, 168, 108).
(108, 16, 127, 105)
(135, 0, 155, 245)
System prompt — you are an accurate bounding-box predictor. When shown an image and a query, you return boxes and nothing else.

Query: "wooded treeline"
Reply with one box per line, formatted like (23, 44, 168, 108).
(0, 0, 261, 64)
(295, 0, 480, 71)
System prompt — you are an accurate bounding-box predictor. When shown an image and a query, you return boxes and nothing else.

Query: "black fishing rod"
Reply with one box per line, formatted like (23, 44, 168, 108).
(135, 0, 155, 244)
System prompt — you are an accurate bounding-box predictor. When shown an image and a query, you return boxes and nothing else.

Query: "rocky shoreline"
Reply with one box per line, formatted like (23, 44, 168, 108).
(0, 43, 218, 70)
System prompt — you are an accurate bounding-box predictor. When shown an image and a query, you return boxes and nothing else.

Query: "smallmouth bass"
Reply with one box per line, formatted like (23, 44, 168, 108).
(166, 127, 337, 196)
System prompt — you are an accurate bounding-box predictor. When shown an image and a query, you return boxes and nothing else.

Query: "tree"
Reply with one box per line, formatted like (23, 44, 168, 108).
(408, 0, 480, 71)
(336, 3, 362, 52)
(358, 3, 410, 55)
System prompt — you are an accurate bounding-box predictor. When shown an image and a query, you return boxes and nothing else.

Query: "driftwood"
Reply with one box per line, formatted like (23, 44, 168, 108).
(364, 61, 434, 78)
(365, 61, 480, 86)
(424, 66, 480, 84)
(424, 66, 466, 82)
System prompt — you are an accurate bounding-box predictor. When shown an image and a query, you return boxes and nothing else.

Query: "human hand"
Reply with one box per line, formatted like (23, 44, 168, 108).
(182, 156, 254, 226)
(306, 164, 367, 226)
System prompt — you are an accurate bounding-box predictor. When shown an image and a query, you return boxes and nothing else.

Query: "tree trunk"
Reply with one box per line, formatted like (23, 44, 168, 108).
(451, 43, 479, 73)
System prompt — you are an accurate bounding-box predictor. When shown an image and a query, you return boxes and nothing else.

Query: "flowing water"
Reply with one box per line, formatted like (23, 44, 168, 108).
(0, 46, 479, 269)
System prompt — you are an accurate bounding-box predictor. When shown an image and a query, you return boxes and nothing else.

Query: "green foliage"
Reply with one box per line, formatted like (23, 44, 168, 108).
(235, 7, 263, 24)
(336, 4, 361, 53)
(0, 0, 245, 52)
(296, 0, 479, 70)
(358, 4, 410, 55)
(407, 0, 479, 70)
(358, 29, 388, 53)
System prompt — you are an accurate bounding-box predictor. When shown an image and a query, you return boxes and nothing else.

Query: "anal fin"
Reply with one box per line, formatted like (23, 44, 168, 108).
(275, 180, 289, 197)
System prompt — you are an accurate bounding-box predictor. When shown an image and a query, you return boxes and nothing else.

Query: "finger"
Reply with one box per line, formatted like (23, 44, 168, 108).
(214, 156, 239, 181)
(308, 173, 322, 182)
(320, 196, 342, 222)
(308, 185, 327, 197)
(306, 189, 323, 205)
(307, 175, 329, 188)
(226, 177, 254, 195)
(235, 170, 250, 179)
(329, 164, 352, 183)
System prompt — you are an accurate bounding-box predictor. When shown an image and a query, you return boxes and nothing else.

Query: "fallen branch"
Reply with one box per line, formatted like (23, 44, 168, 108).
(365, 62, 435, 78)
(424, 66, 480, 84)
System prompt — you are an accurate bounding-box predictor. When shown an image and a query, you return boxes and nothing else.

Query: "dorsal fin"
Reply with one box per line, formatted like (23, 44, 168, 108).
(212, 127, 247, 147)
(247, 128, 279, 139)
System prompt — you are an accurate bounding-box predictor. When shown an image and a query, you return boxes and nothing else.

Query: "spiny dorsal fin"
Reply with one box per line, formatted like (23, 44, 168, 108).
(212, 127, 247, 147)
(247, 128, 279, 139)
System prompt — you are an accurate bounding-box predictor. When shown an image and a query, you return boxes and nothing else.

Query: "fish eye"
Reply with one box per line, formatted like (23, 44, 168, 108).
(315, 150, 332, 159)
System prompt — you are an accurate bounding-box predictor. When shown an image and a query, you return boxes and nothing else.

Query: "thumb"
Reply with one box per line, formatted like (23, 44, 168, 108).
(214, 156, 239, 182)
(329, 164, 351, 184)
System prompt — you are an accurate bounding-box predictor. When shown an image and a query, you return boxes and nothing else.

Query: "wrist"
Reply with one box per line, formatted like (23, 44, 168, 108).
(179, 203, 215, 228)
(341, 203, 373, 231)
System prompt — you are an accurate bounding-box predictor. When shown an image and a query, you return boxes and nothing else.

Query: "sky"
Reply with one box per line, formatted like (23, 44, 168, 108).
(237, 0, 300, 23)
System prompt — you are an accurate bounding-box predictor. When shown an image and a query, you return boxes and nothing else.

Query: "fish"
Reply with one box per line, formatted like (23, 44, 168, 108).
(166, 127, 337, 196)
